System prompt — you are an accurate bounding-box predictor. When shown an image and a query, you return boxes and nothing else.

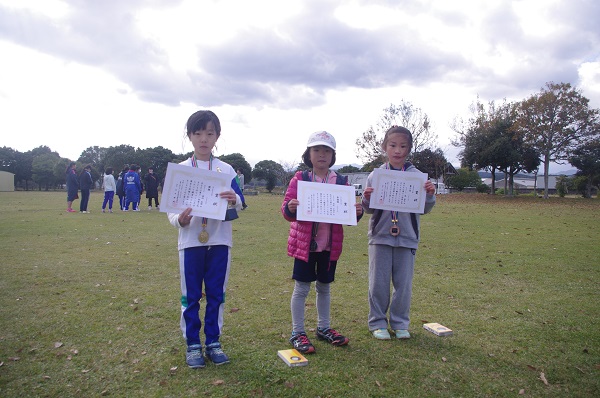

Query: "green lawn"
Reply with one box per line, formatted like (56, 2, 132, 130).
(0, 191, 598, 397)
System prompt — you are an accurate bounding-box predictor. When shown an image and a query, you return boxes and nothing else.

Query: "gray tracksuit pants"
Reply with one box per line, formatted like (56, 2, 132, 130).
(368, 244, 416, 331)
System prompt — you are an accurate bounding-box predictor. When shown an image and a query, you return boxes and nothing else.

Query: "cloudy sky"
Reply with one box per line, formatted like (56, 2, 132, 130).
(1, 0, 598, 172)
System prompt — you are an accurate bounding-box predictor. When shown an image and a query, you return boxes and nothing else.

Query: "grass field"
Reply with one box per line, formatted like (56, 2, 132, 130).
(0, 191, 598, 397)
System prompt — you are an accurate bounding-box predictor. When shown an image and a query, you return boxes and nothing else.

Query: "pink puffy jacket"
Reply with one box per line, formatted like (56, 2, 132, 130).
(281, 171, 349, 262)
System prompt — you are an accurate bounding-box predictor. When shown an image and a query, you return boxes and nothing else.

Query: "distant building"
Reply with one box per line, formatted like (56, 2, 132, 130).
(482, 174, 558, 194)
(0, 171, 15, 191)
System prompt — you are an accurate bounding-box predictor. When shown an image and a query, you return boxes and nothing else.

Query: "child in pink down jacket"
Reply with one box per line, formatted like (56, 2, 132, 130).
(281, 131, 363, 355)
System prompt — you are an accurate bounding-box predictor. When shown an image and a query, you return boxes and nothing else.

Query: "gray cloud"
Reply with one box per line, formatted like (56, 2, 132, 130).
(1, 0, 597, 110)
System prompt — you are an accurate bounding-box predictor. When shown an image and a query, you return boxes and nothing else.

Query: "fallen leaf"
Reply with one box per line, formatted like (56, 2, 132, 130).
(285, 382, 294, 388)
(230, 308, 239, 313)
(43, 375, 51, 379)
(70, 349, 79, 355)
(527, 365, 537, 371)
(170, 366, 178, 373)
(9, 357, 20, 361)
(54, 342, 63, 348)
(81, 369, 90, 373)
(212, 380, 225, 386)
(101, 389, 109, 396)
(0, 362, 3, 367)
(539, 372, 549, 386)
(519, 389, 525, 395)
(375, 381, 382, 387)
(133, 298, 139, 304)
(442, 357, 447, 362)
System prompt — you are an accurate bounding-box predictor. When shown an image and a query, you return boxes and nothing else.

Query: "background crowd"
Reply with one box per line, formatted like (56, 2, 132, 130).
(65, 163, 163, 213)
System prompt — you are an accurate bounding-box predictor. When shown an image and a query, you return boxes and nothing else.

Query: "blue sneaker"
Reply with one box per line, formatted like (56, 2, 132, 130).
(205, 342, 230, 365)
(186, 344, 205, 368)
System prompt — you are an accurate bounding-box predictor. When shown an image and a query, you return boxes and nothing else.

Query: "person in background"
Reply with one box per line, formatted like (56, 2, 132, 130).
(65, 162, 79, 213)
(362, 126, 436, 340)
(144, 167, 160, 210)
(102, 167, 116, 213)
(79, 164, 93, 213)
(137, 165, 144, 209)
(116, 165, 128, 210)
(235, 169, 248, 210)
(124, 164, 142, 211)
(281, 131, 363, 354)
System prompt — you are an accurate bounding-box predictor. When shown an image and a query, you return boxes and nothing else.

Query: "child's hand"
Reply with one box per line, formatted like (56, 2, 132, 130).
(355, 203, 363, 217)
(363, 187, 374, 200)
(219, 190, 237, 205)
(425, 181, 435, 195)
(287, 199, 299, 213)
(178, 207, 193, 227)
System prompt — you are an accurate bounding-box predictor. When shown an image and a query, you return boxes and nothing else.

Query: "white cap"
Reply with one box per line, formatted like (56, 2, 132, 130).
(307, 131, 336, 150)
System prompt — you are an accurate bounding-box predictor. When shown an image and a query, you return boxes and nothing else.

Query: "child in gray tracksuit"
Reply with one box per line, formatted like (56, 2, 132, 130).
(361, 126, 436, 340)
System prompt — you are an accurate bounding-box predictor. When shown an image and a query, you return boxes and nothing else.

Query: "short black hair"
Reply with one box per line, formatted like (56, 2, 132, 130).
(186, 110, 221, 137)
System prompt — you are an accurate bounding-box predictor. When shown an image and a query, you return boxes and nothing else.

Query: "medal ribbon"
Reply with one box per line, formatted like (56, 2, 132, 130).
(386, 162, 406, 231)
(191, 154, 213, 232)
(310, 170, 331, 250)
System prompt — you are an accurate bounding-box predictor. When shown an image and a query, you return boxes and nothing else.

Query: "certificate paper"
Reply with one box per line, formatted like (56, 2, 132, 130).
(296, 181, 357, 225)
(370, 169, 428, 214)
(160, 162, 232, 220)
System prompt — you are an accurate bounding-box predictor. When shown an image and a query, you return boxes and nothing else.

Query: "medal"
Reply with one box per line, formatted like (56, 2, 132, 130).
(198, 229, 209, 243)
(390, 211, 400, 236)
(198, 218, 209, 243)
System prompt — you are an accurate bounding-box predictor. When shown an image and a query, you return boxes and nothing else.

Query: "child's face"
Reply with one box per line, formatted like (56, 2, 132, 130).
(309, 145, 333, 172)
(384, 132, 411, 169)
(189, 122, 218, 160)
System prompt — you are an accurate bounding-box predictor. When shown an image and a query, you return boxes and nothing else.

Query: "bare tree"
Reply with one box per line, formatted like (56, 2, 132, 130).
(355, 101, 438, 164)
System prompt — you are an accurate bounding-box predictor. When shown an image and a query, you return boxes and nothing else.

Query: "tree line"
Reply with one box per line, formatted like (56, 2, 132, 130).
(2, 81, 598, 197)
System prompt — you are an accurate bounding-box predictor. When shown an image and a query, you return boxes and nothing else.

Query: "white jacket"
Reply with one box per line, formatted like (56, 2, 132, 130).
(167, 157, 242, 250)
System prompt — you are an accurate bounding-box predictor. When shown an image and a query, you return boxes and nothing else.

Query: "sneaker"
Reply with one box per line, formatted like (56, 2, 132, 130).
(289, 332, 316, 354)
(102, 209, 105, 213)
(109, 209, 113, 213)
(205, 342, 230, 365)
(67, 208, 76, 212)
(393, 329, 411, 339)
(186, 344, 205, 368)
(372, 328, 391, 340)
(316, 328, 349, 346)
(148, 206, 152, 211)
